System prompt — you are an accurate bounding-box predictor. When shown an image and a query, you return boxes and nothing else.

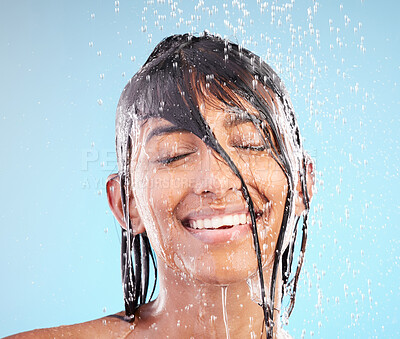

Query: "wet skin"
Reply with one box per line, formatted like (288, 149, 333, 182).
(120, 97, 290, 337)
(134, 99, 289, 286)
(8, 97, 304, 339)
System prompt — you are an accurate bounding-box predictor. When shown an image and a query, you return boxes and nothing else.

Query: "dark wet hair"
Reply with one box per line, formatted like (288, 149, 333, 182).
(115, 32, 311, 338)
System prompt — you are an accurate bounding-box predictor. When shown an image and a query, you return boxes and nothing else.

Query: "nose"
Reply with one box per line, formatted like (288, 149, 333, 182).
(193, 147, 241, 199)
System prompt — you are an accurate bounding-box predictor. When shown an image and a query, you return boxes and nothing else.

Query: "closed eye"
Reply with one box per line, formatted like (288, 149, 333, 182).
(233, 144, 266, 151)
(229, 122, 269, 153)
(158, 151, 196, 164)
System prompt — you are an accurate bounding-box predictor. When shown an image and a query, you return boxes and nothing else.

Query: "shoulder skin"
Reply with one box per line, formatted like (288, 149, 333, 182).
(5, 312, 134, 339)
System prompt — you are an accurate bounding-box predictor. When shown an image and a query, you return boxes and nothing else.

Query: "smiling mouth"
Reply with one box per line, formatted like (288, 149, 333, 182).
(182, 211, 263, 230)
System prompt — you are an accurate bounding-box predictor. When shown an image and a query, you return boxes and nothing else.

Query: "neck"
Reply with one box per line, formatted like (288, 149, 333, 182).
(136, 261, 283, 338)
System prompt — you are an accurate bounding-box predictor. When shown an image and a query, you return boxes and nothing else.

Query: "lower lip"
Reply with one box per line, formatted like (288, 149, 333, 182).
(184, 218, 260, 244)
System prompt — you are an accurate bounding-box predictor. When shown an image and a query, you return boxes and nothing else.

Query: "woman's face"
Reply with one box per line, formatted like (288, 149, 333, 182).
(132, 97, 288, 285)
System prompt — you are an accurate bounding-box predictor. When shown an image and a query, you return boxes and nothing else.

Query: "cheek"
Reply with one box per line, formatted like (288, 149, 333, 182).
(147, 167, 190, 215)
(239, 154, 288, 201)
(239, 156, 288, 261)
(133, 158, 171, 255)
(134, 159, 194, 263)
(255, 163, 287, 228)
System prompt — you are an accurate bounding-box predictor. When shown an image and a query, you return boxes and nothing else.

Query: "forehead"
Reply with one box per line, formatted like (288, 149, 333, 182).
(140, 104, 261, 141)
(137, 81, 280, 144)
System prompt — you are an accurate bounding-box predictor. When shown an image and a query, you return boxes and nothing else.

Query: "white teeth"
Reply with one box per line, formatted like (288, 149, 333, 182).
(222, 215, 233, 226)
(212, 217, 222, 228)
(204, 219, 212, 228)
(190, 219, 203, 229)
(188, 213, 249, 229)
(197, 219, 204, 229)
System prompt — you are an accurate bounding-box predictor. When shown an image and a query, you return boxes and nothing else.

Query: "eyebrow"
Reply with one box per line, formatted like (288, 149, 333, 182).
(224, 108, 261, 127)
(145, 125, 191, 144)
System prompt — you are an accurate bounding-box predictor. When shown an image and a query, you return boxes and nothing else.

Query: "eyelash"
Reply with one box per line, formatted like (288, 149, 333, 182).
(233, 144, 266, 152)
(158, 152, 195, 164)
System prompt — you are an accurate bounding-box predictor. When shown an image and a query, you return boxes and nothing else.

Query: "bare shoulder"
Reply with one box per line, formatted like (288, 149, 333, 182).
(5, 312, 134, 339)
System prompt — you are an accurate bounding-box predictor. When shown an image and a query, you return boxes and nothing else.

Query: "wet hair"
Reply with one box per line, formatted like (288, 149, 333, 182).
(115, 32, 311, 338)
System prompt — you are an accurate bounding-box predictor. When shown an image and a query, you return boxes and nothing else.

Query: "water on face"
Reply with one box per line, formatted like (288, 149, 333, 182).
(2, 0, 396, 338)
(221, 286, 230, 339)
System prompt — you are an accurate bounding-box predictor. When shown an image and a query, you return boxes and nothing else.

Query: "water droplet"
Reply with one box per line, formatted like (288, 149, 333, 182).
(221, 286, 230, 339)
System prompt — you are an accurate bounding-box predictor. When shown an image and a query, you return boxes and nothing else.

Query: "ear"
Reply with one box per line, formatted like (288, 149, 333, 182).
(106, 174, 146, 234)
(294, 160, 315, 216)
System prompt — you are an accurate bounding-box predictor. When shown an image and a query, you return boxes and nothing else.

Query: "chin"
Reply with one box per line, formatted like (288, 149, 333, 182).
(190, 264, 259, 286)
(204, 276, 249, 286)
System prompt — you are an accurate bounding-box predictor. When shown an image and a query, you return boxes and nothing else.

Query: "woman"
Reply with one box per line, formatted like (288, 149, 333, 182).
(9, 33, 314, 338)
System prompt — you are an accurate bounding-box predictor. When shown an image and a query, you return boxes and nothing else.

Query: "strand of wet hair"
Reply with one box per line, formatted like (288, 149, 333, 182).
(120, 136, 157, 319)
(267, 182, 292, 338)
(148, 240, 158, 301)
(121, 134, 143, 320)
(246, 94, 293, 337)
(254, 103, 296, 338)
(282, 217, 300, 292)
(287, 156, 310, 316)
(120, 174, 136, 320)
(250, 79, 311, 330)
(241, 105, 291, 338)
(140, 233, 150, 303)
(133, 235, 142, 305)
(286, 214, 308, 316)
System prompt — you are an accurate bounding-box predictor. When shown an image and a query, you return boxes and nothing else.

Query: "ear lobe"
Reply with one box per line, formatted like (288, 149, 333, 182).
(106, 174, 146, 234)
(294, 160, 315, 216)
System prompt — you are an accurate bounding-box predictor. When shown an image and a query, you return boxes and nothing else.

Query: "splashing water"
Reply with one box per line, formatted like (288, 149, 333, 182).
(247, 271, 269, 306)
(221, 286, 230, 339)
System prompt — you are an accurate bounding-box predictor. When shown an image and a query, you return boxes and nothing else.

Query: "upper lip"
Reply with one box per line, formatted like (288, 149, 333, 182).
(180, 205, 263, 226)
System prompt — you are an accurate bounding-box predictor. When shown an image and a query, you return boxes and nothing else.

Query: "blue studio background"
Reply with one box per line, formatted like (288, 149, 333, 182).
(1, 0, 399, 337)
